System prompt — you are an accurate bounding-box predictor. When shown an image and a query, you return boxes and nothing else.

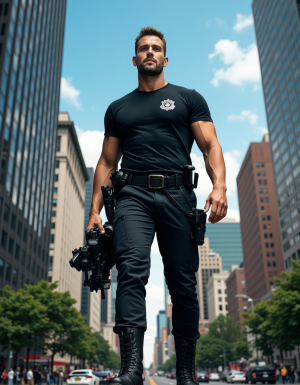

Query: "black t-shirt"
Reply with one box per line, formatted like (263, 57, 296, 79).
(104, 83, 213, 174)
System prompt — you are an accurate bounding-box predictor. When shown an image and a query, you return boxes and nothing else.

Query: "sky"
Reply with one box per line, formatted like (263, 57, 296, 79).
(59, 0, 267, 368)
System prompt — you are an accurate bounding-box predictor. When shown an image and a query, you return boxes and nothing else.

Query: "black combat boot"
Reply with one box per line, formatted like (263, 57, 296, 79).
(108, 327, 144, 385)
(175, 336, 198, 385)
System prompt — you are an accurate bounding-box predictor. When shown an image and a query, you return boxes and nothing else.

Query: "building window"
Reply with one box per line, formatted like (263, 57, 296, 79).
(1, 23, 6, 36)
(267, 252, 270, 257)
(263, 180, 267, 185)
(15, 244, 20, 260)
(26, 255, 30, 270)
(261, 162, 265, 167)
(270, 243, 274, 248)
(270, 281, 273, 287)
(54, 188, 58, 194)
(219, 305, 223, 311)
(23, 228, 27, 243)
(218, 289, 221, 294)
(52, 211, 56, 217)
(257, 171, 261, 176)
(4, 204, 10, 222)
(264, 234, 268, 238)
(258, 180, 262, 185)
(267, 262, 271, 267)
(8, 237, 14, 254)
(56, 136, 61, 152)
(269, 233, 273, 238)
(242, 288, 245, 293)
(259, 189, 263, 193)
(265, 197, 269, 202)
(262, 171, 266, 176)
(265, 243, 269, 248)
(18, 273, 23, 288)
(243, 297, 247, 302)
(264, 189, 268, 193)
(12, 269, 18, 287)
(6, 262, 11, 281)
(3, 4, 8, 16)
(52, 199, 57, 207)
(241, 280, 245, 285)
(263, 225, 267, 230)
(0, 257, 4, 277)
(17, 221, 22, 237)
(55, 174, 59, 182)
(218, 297, 222, 302)
(11, 213, 16, 229)
(262, 215, 266, 221)
(273, 262, 276, 267)
(272, 252, 275, 257)
(50, 234, 55, 243)
(267, 215, 271, 220)
(49, 256, 53, 271)
(1, 230, 7, 249)
(261, 206, 265, 211)
(51, 223, 55, 229)
(256, 162, 260, 167)
(56, 160, 60, 168)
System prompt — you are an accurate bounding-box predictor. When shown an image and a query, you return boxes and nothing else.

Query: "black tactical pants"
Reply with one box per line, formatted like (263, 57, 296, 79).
(113, 185, 200, 341)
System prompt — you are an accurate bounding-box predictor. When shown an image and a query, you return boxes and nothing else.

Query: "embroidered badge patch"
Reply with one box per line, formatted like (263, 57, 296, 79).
(160, 99, 175, 111)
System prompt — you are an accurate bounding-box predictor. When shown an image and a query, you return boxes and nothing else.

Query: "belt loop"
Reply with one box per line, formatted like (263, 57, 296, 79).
(175, 174, 179, 187)
(164, 176, 169, 187)
(127, 174, 133, 185)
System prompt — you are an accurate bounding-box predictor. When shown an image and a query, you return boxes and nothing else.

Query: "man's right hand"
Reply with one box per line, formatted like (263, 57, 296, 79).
(86, 213, 105, 234)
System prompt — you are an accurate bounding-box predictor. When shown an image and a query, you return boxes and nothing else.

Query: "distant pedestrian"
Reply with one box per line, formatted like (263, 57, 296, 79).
(281, 367, 287, 384)
(46, 371, 51, 385)
(8, 369, 14, 385)
(296, 369, 300, 383)
(22, 369, 27, 385)
(1, 370, 8, 385)
(15, 368, 21, 385)
(27, 369, 33, 385)
(288, 366, 295, 384)
(33, 368, 41, 385)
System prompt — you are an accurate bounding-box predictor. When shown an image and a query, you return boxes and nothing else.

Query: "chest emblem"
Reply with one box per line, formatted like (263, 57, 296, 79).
(160, 99, 175, 111)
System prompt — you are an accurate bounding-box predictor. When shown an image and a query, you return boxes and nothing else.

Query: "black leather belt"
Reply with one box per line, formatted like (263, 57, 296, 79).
(126, 173, 185, 189)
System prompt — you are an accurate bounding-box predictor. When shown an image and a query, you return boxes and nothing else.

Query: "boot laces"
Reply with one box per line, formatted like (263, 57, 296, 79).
(119, 329, 137, 376)
(182, 341, 197, 383)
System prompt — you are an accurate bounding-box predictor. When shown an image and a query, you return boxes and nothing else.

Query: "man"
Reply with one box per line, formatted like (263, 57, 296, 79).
(7, 369, 14, 385)
(87, 27, 227, 385)
(15, 368, 21, 385)
(281, 367, 287, 384)
(26, 369, 33, 385)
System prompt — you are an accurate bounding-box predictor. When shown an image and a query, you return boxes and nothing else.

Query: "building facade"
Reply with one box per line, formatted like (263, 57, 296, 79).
(156, 310, 166, 341)
(0, 0, 66, 291)
(252, 0, 300, 271)
(48, 112, 89, 311)
(207, 271, 229, 322)
(80, 167, 101, 332)
(205, 219, 243, 271)
(237, 136, 285, 300)
(226, 265, 247, 326)
(197, 238, 223, 321)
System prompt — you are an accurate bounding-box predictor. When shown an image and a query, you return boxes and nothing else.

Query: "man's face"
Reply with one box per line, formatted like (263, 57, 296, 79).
(133, 35, 168, 76)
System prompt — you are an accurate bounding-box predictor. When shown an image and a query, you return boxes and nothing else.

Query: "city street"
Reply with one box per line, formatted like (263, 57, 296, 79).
(145, 377, 300, 385)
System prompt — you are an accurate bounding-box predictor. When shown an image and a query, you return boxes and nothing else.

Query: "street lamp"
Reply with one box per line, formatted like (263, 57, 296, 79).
(215, 344, 226, 371)
(235, 294, 260, 365)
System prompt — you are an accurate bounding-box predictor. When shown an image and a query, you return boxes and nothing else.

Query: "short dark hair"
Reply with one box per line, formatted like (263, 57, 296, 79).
(135, 27, 166, 56)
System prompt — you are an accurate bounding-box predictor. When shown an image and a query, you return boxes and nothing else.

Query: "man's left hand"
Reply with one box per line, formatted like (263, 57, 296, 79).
(204, 187, 228, 224)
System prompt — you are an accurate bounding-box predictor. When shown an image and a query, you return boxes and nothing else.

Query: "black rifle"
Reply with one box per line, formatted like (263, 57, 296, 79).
(69, 185, 116, 299)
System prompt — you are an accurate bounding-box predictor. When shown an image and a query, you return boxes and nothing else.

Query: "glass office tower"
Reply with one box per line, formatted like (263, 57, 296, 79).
(252, 0, 300, 271)
(0, 0, 67, 290)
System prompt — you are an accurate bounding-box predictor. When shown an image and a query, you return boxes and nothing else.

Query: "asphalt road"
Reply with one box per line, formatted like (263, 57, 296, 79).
(146, 377, 229, 385)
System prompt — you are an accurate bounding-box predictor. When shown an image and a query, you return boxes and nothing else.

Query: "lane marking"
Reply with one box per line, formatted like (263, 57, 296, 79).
(149, 377, 159, 385)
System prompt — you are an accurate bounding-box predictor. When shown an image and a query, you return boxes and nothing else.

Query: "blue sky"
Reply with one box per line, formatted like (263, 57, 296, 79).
(59, 0, 267, 367)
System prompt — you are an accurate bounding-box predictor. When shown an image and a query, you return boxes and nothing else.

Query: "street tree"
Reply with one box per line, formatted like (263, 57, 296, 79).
(0, 285, 49, 366)
(157, 354, 176, 372)
(232, 336, 252, 360)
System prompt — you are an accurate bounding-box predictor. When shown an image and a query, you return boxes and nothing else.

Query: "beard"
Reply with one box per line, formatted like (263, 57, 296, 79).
(136, 57, 164, 76)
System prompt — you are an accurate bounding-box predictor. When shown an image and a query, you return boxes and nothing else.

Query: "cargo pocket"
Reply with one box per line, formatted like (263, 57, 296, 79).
(113, 214, 131, 259)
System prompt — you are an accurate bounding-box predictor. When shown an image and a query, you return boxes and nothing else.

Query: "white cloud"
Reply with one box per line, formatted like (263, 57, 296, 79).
(228, 110, 258, 125)
(215, 17, 225, 26)
(226, 209, 240, 222)
(60, 77, 81, 108)
(78, 130, 104, 168)
(75, 125, 84, 137)
(209, 40, 261, 86)
(255, 126, 268, 135)
(233, 14, 254, 32)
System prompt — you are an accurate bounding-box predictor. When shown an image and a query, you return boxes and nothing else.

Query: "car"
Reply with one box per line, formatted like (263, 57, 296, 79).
(245, 366, 277, 384)
(171, 373, 177, 380)
(95, 371, 112, 384)
(221, 371, 230, 382)
(142, 374, 145, 381)
(197, 372, 209, 383)
(209, 373, 221, 381)
(227, 371, 246, 383)
(67, 370, 100, 385)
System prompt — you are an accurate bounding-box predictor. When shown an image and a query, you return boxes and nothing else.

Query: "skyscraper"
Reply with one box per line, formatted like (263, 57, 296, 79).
(207, 270, 229, 321)
(156, 310, 166, 341)
(48, 112, 89, 311)
(81, 167, 101, 332)
(197, 238, 223, 321)
(205, 219, 243, 271)
(226, 265, 247, 327)
(237, 135, 284, 299)
(252, 0, 300, 271)
(0, 0, 67, 290)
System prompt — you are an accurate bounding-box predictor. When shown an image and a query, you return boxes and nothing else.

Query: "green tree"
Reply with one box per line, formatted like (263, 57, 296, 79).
(232, 336, 252, 360)
(157, 354, 176, 372)
(266, 260, 300, 350)
(26, 280, 88, 371)
(106, 350, 121, 370)
(0, 285, 49, 366)
(209, 314, 242, 342)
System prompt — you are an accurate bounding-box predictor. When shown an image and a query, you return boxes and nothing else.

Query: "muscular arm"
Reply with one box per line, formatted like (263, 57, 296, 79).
(87, 136, 121, 232)
(190, 120, 228, 223)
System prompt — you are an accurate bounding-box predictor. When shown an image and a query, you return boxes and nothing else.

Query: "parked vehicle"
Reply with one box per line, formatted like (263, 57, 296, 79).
(221, 371, 230, 382)
(227, 371, 246, 383)
(171, 373, 177, 380)
(246, 366, 277, 384)
(67, 370, 100, 385)
(209, 373, 221, 381)
(95, 371, 112, 385)
(197, 372, 209, 383)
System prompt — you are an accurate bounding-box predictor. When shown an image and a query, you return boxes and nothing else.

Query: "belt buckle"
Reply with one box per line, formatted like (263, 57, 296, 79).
(148, 174, 164, 189)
